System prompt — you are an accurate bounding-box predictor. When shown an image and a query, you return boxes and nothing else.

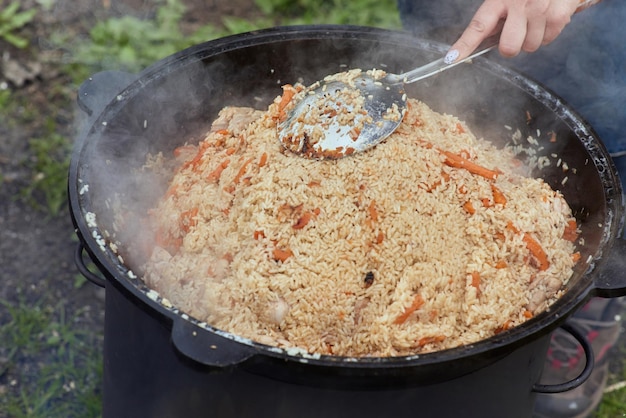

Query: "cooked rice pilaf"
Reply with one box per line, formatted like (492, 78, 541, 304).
(143, 86, 579, 357)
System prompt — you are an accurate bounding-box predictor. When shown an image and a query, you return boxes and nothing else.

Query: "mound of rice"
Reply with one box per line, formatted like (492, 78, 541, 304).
(143, 89, 578, 357)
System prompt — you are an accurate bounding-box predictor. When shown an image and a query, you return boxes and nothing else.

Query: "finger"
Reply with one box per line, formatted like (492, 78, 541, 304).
(542, 22, 565, 45)
(522, 17, 546, 52)
(497, 8, 529, 57)
(445, 0, 505, 63)
(542, 0, 577, 44)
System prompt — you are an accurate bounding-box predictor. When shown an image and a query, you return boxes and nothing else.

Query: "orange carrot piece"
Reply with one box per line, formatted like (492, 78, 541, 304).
(470, 271, 481, 291)
(277, 84, 297, 117)
(293, 212, 312, 230)
(422, 179, 443, 192)
(348, 127, 361, 141)
(563, 219, 579, 242)
(368, 200, 378, 222)
(222, 253, 234, 263)
(376, 231, 384, 244)
(440, 150, 499, 180)
(491, 184, 507, 206)
(522, 233, 550, 271)
(225, 147, 236, 156)
(258, 152, 268, 167)
(207, 159, 230, 182)
(506, 222, 518, 234)
(324, 108, 338, 117)
(523, 310, 533, 319)
(495, 260, 508, 269)
(394, 293, 425, 325)
(181, 141, 211, 171)
(273, 248, 293, 262)
(572, 252, 581, 263)
(233, 158, 254, 184)
(462, 201, 476, 215)
(253, 230, 265, 240)
(507, 222, 550, 271)
(549, 131, 557, 143)
(181, 151, 203, 171)
(495, 319, 513, 334)
(416, 335, 446, 347)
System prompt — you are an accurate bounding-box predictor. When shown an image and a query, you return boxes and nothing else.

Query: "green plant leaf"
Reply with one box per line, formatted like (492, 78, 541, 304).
(0, 2, 36, 48)
(2, 31, 29, 48)
(0, 2, 20, 20)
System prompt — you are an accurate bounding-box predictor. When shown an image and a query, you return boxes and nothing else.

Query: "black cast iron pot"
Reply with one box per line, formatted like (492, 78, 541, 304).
(70, 26, 626, 418)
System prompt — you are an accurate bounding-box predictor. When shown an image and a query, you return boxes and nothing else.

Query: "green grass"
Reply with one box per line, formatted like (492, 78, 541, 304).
(21, 129, 72, 216)
(0, 297, 103, 418)
(0, 2, 37, 48)
(596, 387, 626, 417)
(593, 344, 626, 417)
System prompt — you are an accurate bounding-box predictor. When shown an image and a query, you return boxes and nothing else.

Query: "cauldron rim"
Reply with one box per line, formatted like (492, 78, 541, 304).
(69, 25, 625, 381)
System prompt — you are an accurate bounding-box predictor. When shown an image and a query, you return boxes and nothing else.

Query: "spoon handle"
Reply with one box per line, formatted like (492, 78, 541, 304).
(391, 35, 499, 85)
(394, 0, 600, 86)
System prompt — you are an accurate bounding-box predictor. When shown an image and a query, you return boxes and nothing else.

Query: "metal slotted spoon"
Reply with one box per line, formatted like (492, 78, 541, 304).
(278, 35, 499, 159)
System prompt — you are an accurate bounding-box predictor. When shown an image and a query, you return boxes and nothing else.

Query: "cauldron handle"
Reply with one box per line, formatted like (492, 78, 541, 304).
(74, 242, 107, 288)
(171, 317, 257, 368)
(593, 238, 626, 298)
(532, 322, 594, 394)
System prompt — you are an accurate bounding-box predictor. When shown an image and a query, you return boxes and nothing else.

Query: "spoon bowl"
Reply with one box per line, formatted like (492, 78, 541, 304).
(278, 36, 499, 159)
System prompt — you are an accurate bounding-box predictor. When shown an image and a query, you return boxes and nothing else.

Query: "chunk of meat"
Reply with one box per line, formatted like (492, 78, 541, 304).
(527, 276, 562, 312)
(210, 106, 264, 136)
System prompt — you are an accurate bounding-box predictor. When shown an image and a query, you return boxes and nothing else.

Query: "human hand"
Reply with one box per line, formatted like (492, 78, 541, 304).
(444, 0, 601, 64)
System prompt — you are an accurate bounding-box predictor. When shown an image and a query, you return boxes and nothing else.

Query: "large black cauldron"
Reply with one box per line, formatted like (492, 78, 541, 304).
(70, 26, 626, 418)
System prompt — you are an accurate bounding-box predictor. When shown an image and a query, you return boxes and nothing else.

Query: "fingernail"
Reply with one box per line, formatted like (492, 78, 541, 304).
(444, 49, 459, 64)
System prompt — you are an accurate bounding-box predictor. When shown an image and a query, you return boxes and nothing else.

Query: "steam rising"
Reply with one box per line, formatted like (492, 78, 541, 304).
(72, 28, 623, 306)
(76, 57, 260, 270)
